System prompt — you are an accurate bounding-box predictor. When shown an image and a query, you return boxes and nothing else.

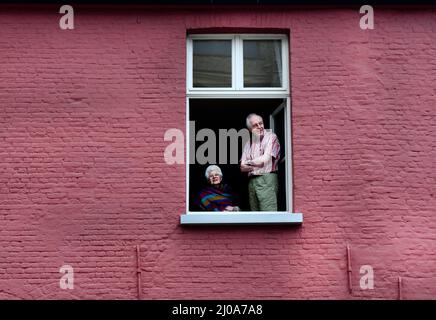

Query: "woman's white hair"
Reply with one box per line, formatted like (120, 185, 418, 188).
(246, 113, 263, 129)
(205, 165, 223, 179)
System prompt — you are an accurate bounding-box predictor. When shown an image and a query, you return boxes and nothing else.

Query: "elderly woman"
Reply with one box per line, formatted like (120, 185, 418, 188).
(196, 165, 240, 212)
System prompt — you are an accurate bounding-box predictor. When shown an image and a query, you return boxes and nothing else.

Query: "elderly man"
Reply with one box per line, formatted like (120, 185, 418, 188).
(240, 113, 280, 211)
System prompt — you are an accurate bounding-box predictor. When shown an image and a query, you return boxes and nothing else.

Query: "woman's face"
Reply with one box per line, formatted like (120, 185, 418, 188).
(208, 171, 222, 185)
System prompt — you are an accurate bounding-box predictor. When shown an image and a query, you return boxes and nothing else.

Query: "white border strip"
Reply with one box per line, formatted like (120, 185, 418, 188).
(180, 213, 303, 225)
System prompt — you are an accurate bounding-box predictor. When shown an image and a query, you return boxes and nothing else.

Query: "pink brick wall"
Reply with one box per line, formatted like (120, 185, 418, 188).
(0, 5, 435, 299)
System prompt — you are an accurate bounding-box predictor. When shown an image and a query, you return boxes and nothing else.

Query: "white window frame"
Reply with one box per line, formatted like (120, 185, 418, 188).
(182, 34, 302, 225)
(187, 34, 236, 91)
(187, 34, 289, 95)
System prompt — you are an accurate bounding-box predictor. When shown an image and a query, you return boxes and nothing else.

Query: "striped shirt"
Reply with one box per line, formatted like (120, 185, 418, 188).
(240, 131, 280, 176)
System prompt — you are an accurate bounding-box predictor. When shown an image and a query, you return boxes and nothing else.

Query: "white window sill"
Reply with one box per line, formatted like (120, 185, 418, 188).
(180, 212, 303, 225)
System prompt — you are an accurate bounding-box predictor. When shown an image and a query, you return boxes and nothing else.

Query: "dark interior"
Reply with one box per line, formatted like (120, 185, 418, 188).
(189, 98, 287, 211)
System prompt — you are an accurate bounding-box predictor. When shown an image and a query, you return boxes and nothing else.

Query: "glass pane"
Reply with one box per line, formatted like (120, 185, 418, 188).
(193, 40, 232, 87)
(243, 40, 282, 87)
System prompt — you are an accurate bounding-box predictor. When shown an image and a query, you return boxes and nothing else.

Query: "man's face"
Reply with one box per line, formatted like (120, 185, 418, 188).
(249, 116, 264, 136)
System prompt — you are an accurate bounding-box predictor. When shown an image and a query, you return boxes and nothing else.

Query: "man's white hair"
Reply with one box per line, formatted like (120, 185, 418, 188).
(246, 113, 263, 129)
(205, 165, 223, 180)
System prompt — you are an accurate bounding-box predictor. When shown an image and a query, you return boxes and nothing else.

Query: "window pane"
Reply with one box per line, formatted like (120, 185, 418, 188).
(243, 40, 282, 87)
(193, 40, 232, 87)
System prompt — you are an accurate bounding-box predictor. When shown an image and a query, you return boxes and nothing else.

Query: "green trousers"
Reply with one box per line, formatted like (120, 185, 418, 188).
(248, 173, 278, 211)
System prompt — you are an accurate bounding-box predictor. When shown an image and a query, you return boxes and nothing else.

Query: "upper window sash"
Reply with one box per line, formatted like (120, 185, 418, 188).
(187, 34, 289, 94)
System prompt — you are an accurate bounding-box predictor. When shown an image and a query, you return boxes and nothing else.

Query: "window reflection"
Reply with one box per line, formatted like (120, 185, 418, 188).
(193, 40, 232, 87)
(243, 40, 282, 87)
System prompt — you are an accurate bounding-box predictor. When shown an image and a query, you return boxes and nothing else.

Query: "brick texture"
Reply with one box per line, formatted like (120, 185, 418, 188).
(0, 5, 435, 299)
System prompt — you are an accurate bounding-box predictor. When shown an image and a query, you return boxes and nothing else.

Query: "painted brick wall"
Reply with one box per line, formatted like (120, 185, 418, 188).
(0, 5, 435, 299)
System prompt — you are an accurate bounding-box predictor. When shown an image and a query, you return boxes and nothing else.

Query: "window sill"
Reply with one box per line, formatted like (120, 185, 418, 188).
(180, 212, 303, 225)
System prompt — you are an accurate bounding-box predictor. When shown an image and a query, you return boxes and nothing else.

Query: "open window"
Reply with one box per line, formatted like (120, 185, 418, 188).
(181, 33, 303, 225)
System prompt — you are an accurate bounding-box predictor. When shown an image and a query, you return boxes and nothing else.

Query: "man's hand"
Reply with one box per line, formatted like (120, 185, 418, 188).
(245, 159, 264, 168)
(240, 161, 254, 172)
